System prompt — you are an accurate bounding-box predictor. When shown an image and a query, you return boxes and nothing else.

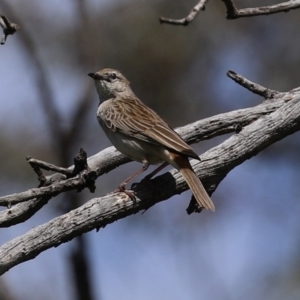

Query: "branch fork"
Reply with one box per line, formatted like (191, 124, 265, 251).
(159, 1, 300, 26)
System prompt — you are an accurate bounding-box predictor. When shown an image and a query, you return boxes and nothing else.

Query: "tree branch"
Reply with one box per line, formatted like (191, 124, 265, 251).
(0, 83, 292, 227)
(160, 1, 300, 26)
(27, 157, 73, 177)
(0, 91, 300, 274)
(0, 14, 19, 45)
(227, 70, 280, 99)
(222, 0, 300, 19)
(0, 95, 286, 208)
(160, 0, 208, 26)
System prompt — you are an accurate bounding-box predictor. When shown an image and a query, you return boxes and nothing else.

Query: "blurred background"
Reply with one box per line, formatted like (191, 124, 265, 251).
(0, 0, 300, 299)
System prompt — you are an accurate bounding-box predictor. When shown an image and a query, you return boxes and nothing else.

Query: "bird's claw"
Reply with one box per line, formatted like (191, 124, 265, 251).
(114, 184, 136, 200)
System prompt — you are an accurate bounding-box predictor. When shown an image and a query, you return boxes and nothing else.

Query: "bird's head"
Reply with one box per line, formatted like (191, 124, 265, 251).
(88, 68, 131, 101)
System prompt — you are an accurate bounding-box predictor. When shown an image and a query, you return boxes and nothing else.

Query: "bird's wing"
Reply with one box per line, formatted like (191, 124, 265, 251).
(101, 97, 199, 159)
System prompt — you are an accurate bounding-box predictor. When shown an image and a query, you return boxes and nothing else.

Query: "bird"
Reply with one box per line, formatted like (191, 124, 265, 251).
(88, 68, 215, 211)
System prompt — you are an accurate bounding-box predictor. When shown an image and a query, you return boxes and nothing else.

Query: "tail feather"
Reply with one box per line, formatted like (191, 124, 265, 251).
(171, 153, 215, 211)
(180, 166, 215, 211)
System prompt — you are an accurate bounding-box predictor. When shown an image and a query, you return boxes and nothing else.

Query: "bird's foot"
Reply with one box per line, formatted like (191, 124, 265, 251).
(113, 184, 136, 200)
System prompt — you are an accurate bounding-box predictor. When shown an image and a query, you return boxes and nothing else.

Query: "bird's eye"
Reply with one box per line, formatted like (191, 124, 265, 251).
(110, 73, 117, 80)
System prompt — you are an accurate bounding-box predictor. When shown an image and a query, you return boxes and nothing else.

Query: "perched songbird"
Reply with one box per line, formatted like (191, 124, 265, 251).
(88, 68, 215, 211)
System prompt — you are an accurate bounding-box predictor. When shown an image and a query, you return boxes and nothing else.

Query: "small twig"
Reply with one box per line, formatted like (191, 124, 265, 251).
(27, 149, 91, 179)
(160, 0, 208, 26)
(27, 157, 72, 176)
(26, 156, 47, 187)
(4, 149, 97, 207)
(222, 0, 300, 19)
(0, 14, 19, 45)
(227, 70, 279, 99)
(0, 173, 95, 207)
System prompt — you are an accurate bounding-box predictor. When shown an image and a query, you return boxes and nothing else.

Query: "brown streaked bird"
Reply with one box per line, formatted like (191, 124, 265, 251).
(88, 68, 215, 211)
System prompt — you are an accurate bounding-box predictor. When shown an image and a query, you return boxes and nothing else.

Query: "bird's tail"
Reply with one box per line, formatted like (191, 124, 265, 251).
(174, 157, 215, 211)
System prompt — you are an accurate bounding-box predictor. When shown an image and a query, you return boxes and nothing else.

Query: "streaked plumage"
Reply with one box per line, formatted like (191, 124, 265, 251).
(89, 68, 215, 211)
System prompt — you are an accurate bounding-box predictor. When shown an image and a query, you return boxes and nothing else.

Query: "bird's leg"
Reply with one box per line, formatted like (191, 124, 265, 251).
(132, 162, 168, 192)
(143, 162, 168, 181)
(115, 162, 150, 196)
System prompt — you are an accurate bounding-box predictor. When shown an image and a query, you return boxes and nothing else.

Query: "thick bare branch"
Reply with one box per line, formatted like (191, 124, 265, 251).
(222, 0, 300, 19)
(0, 93, 300, 274)
(0, 71, 296, 227)
(0, 96, 286, 208)
(0, 197, 51, 227)
(0, 91, 291, 226)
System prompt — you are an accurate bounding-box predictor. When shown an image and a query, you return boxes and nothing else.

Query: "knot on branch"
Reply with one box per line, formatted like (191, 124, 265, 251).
(27, 148, 97, 194)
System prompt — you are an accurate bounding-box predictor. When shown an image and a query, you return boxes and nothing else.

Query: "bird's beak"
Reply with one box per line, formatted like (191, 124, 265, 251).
(88, 72, 102, 80)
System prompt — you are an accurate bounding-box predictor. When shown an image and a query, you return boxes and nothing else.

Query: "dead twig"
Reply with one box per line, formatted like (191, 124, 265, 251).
(0, 14, 19, 45)
(27, 157, 72, 177)
(227, 70, 280, 99)
(160, 1, 300, 25)
(160, 0, 208, 26)
(222, 0, 300, 19)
